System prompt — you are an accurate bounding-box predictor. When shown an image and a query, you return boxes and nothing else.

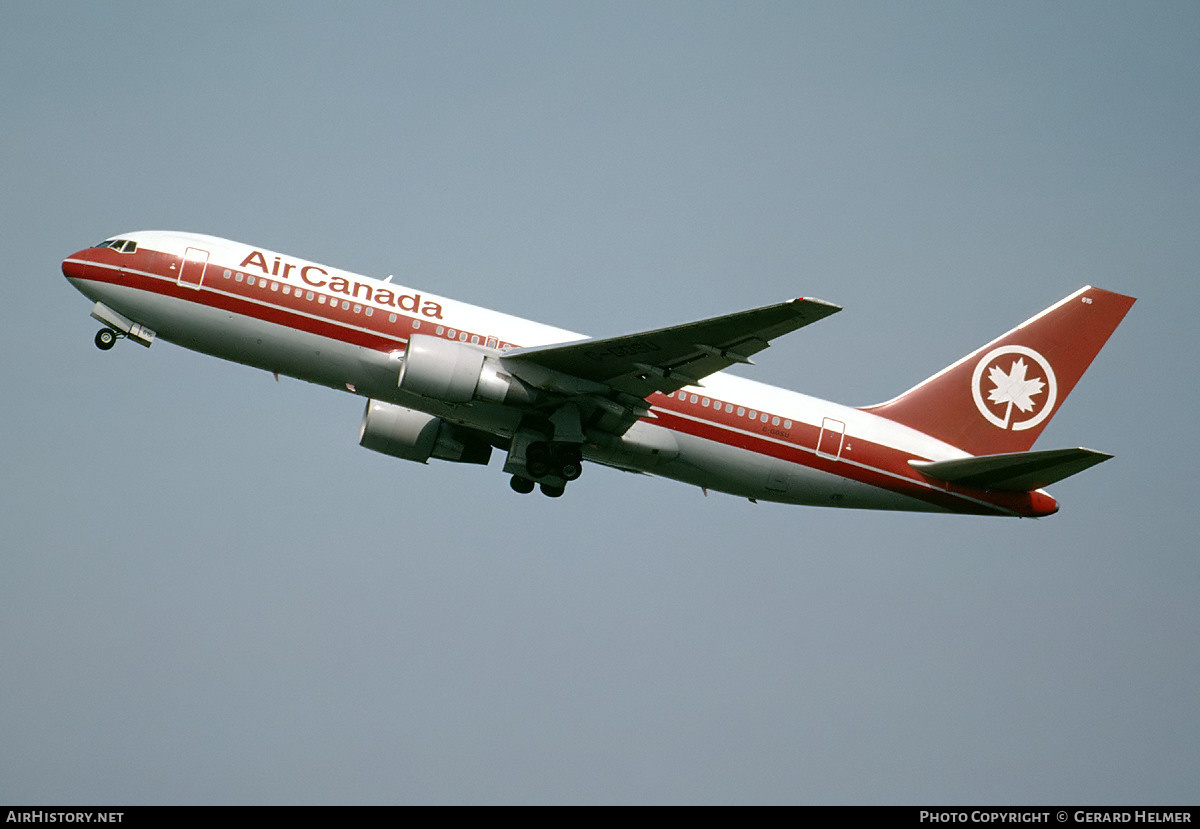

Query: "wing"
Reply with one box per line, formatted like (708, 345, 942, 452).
(503, 296, 841, 401)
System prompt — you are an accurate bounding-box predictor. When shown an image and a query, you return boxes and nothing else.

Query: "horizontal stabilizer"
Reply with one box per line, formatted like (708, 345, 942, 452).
(910, 447, 1113, 491)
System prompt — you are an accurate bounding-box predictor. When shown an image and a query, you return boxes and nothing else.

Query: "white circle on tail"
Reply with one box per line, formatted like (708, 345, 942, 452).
(971, 346, 1058, 431)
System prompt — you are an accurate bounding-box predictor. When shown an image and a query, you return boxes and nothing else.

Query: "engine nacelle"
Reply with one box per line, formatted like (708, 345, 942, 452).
(359, 400, 492, 465)
(397, 334, 533, 405)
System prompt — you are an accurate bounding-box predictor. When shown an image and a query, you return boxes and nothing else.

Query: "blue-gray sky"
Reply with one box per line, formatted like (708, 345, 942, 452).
(3, 1, 1198, 805)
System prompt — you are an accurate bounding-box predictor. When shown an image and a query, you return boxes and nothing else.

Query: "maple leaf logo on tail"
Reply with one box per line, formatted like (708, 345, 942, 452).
(986, 357, 1046, 428)
(970, 345, 1058, 432)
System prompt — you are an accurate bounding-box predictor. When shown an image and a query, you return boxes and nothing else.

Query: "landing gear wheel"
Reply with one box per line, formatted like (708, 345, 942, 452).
(551, 445, 583, 481)
(510, 475, 536, 494)
(94, 328, 118, 350)
(540, 482, 565, 498)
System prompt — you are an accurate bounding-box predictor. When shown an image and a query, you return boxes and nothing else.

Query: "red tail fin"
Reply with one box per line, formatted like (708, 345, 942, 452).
(861, 286, 1135, 455)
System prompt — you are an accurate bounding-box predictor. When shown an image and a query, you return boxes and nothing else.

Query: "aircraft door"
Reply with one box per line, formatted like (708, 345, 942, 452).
(816, 417, 846, 460)
(178, 247, 210, 289)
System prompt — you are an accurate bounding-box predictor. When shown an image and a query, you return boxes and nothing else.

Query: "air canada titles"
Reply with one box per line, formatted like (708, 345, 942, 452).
(239, 250, 444, 319)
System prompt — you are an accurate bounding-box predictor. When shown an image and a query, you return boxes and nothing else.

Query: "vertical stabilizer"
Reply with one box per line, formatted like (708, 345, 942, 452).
(861, 286, 1135, 455)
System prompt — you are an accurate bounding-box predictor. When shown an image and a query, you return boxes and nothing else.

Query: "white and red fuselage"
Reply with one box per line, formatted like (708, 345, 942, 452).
(62, 231, 1135, 517)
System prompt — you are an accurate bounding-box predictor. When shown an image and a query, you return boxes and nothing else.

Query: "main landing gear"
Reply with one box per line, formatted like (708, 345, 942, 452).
(506, 436, 584, 498)
(509, 475, 566, 498)
(525, 440, 583, 481)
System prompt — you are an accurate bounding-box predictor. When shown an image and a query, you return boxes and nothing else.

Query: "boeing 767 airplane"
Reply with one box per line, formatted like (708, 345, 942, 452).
(63, 232, 1134, 516)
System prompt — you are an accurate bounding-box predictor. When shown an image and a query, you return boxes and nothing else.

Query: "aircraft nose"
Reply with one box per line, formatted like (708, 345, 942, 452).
(62, 247, 105, 302)
(62, 248, 91, 282)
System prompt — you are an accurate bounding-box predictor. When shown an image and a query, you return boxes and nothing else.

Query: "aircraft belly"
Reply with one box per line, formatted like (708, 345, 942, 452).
(90, 283, 403, 399)
(776, 461, 948, 512)
(654, 428, 947, 511)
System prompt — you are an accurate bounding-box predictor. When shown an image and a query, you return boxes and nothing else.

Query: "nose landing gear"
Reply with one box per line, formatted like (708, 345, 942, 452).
(88, 302, 156, 349)
(94, 328, 120, 350)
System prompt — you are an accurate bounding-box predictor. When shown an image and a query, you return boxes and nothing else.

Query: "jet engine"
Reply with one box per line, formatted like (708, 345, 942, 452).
(359, 400, 492, 465)
(397, 334, 534, 405)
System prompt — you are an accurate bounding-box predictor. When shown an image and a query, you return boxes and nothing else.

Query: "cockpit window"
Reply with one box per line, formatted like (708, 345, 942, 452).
(94, 239, 137, 253)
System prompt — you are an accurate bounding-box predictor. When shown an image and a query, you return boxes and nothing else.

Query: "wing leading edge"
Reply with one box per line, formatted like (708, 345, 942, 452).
(503, 296, 841, 400)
